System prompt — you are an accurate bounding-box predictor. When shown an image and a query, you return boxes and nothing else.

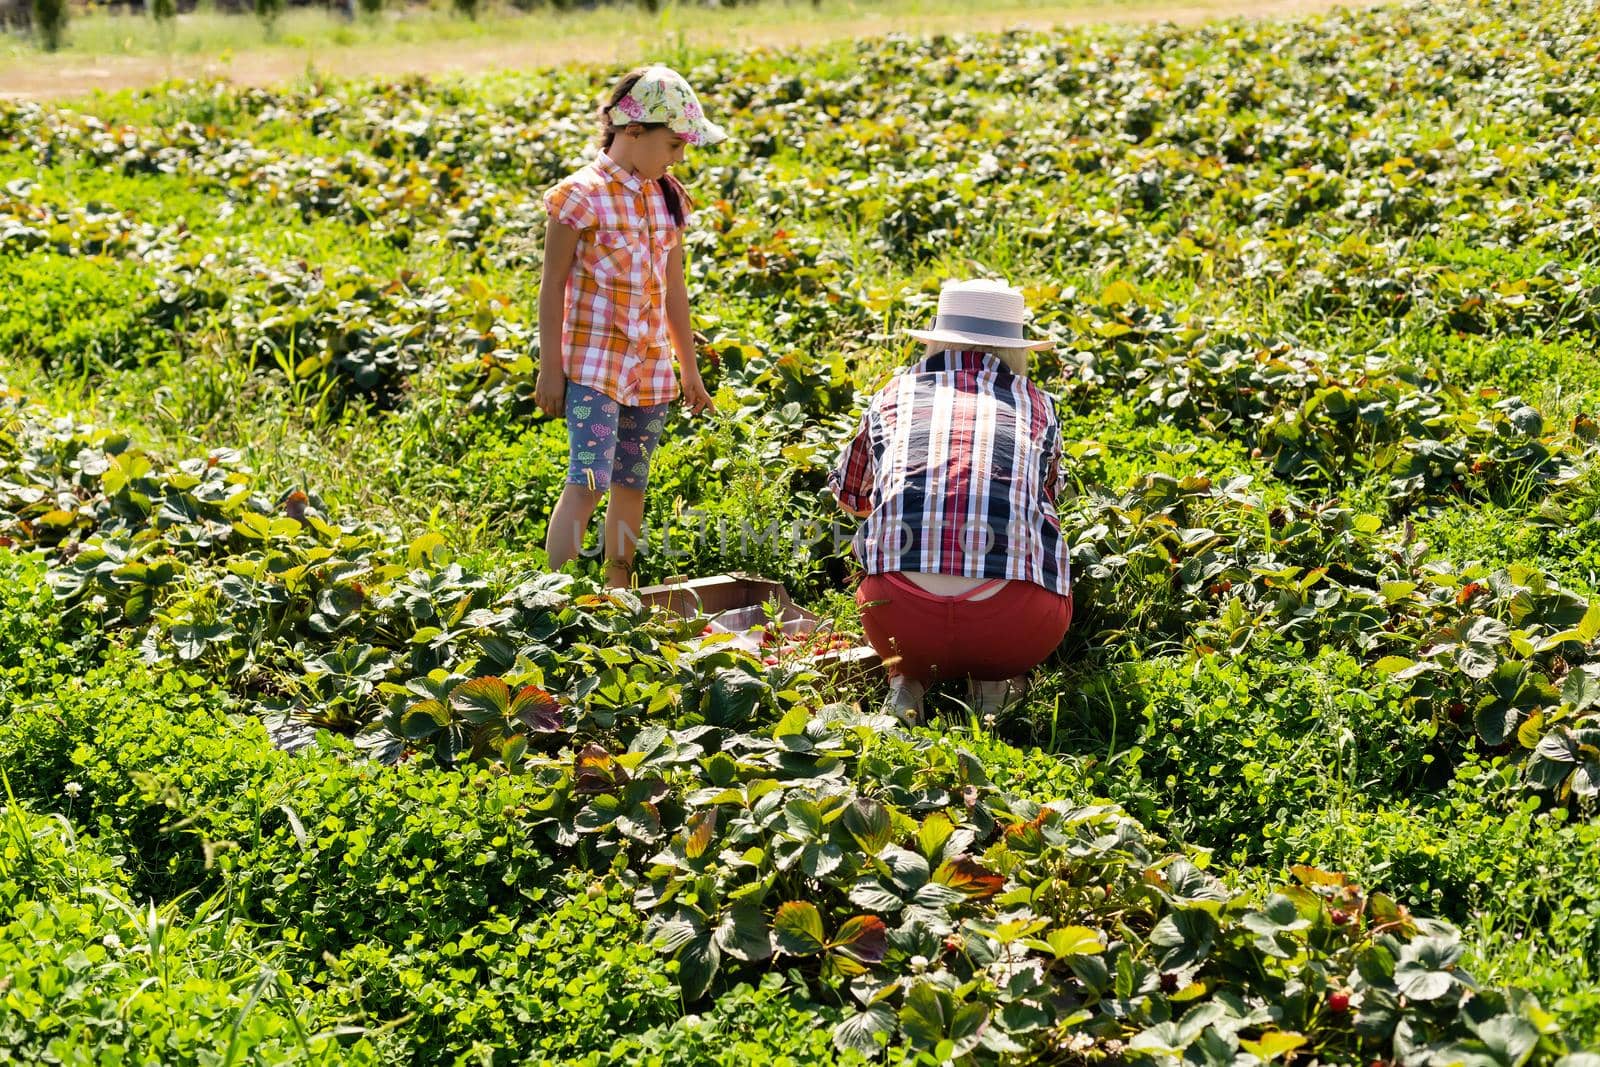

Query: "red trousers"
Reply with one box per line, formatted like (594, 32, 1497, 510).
(857, 572, 1072, 685)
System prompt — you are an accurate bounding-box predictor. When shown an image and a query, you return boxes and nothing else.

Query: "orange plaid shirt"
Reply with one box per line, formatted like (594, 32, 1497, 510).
(542, 153, 691, 407)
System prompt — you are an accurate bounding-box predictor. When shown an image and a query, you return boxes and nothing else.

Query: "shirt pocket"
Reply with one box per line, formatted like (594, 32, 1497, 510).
(584, 227, 644, 289)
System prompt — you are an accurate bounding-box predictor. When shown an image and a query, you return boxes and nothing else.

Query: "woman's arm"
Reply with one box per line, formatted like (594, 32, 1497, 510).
(666, 242, 712, 415)
(536, 219, 579, 418)
(828, 410, 876, 519)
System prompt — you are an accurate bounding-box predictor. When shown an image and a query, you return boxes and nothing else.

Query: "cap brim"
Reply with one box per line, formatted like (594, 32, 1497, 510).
(695, 119, 728, 146)
(906, 328, 1053, 351)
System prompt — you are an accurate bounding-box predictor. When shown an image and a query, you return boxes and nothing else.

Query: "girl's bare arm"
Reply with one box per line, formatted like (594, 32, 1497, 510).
(537, 219, 579, 417)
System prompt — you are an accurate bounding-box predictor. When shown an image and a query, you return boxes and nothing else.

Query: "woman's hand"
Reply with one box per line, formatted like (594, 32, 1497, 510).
(680, 367, 713, 415)
(535, 368, 566, 419)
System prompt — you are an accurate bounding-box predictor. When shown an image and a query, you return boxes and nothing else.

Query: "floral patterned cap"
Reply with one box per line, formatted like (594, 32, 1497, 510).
(607, 65, 728, 147)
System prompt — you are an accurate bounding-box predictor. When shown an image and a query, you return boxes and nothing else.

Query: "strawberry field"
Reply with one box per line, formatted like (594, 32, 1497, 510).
(3, 0, 1600, 1062)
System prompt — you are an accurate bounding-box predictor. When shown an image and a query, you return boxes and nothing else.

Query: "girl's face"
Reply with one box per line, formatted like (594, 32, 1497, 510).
(618, 126, 689, 181)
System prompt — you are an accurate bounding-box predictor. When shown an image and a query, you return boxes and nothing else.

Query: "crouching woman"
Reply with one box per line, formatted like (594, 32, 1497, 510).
(827, 279, 1073, 719)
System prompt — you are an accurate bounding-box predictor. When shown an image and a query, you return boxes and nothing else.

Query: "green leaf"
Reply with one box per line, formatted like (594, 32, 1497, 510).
(400, 699, 448, 740)
(170, 621, 232, 661)
(843, 797, 894, 855)
(714, 902, 773, 963)
(703, 752, 738, 788)
(773, 900, 827, 955)
(772, 703, 810, 737)
(407, 531, 449, 568)
(1579, 600, 1600, 643)
(899, 983, 954, 1050)
(1476, 700, 1521, 748)
(917, 811, 955, 861)
(1099, 279, 1139, 306)
(1516, 711, 1546, 750)
(450, 676, 510, 724)
(1394, 935, 1462, 1001)
(1471, 1015, 1540, 1067)
(833, 1006, 896, 1056)
(676, 931, 720, 1002)
(1042, 925, 1103, 958)
(1562, 665, 1600, 712)
(1555, 1054, 1600, 1067)
(1161, 858, 1227, 910)
(847, 880, 904, 913)
(1240, 1031, 1306, 1062)
(1150, 909, 1218, 969)
(1130, 1021, 1188, 1055)
(801, 841, 845, 879)
(706, 667, 768, 726)
(1381, 581, 1418, 604)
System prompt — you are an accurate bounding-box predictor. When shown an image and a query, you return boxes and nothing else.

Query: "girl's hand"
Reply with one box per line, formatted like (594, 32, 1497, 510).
(536, 371, 566, 419)
(680, 369, 713, 416)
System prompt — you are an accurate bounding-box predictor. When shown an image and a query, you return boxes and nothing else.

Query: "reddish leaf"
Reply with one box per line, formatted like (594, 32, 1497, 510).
(1290, 864, 1349, 889)
(574, 743, 626, 794)
(933, 856, 1005, 899)
(685, 807, 718, 860)
(831, 915, 888, 965)
(509, 684, 562, 733)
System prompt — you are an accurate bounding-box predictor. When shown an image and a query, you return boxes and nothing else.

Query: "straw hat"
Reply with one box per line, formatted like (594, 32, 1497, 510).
(905, 279, 1052, 351)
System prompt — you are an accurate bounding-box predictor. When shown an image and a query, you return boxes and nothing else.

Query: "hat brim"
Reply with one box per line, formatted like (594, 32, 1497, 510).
(684, 118, 728, 147)
(906, 328, 1053, 351)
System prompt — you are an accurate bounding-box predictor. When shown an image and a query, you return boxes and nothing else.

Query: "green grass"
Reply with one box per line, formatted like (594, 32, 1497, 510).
(4, 0, 1195, 66)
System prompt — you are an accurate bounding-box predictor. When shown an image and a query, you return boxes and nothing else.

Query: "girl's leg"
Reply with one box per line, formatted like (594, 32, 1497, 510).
(549, 382, 622, 569)
(602, 486, 645, 588)
(605, 403, 669, 588)
(546, 483, 606, 569)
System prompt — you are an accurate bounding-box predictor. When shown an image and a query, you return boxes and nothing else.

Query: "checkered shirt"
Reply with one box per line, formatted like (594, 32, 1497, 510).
(542, 152, 692, 406)
(828, 349, 1073, 597)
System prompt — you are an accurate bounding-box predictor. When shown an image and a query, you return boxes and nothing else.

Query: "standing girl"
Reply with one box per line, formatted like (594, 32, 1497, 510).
(538, 66, 725, 587)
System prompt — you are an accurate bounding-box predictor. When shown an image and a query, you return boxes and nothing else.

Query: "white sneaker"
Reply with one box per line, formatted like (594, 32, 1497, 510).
(885, 677, 926, 724)
(969, 676, 1027, 715)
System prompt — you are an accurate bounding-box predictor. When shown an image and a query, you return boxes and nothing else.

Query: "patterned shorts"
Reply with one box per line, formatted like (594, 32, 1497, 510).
(564, 381, 669, 493)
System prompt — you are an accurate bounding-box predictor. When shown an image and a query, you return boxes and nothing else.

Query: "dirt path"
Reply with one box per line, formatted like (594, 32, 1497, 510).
(3, 0, 1362, 101)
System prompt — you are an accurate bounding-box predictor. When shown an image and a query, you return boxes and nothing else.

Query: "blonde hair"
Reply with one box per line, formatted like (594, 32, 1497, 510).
(924, 342, 1029, 376)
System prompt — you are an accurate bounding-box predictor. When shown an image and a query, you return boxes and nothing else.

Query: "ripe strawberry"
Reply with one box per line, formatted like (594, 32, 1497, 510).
(1159, 972, 1180, 994)
(1328, 990, 1351, 1014)
(1330, 908, 1351, 926)
(942, 934, 964, 954)
(1447, 700, 1467, 723)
